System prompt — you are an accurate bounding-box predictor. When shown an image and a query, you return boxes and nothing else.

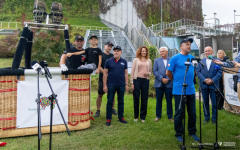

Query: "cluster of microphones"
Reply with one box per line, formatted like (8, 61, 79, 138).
(184, 55, 236, 73)
(31, 60, 52, 79)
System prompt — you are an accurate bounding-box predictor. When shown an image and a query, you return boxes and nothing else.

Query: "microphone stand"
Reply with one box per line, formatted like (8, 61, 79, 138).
(198, 62, 236, 150)
(178, 63, 189, 150)
(191, 64, 210, 150)
(36, 68, 42, 150)
(42, 68, 71, 150)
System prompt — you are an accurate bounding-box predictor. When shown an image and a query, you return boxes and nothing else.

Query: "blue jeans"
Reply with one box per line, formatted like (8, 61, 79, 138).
(106, 85, 125, 120)
(155, 86, 173, 119)
(174, 95, 197, 137)
(133, 78, 149, 120)
(202, 88, 216, 121)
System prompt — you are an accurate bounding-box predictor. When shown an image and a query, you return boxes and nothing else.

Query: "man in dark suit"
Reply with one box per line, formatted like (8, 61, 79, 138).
(197, 46, 222, 124)
(153, 47, 173, 122)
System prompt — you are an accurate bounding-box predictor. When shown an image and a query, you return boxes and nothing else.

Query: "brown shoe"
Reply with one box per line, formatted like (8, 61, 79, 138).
(154, 117, 161, 122)
(169, 118, 174, 122)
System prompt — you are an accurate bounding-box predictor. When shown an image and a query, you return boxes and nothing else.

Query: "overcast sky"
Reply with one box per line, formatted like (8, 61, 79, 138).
(202, 0, 240, 25)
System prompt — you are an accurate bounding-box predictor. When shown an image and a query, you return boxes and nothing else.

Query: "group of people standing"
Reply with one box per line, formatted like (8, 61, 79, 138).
(59, 35, 229, 143)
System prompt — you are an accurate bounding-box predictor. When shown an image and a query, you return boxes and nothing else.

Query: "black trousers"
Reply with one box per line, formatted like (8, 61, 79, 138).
(133, 77, 149, 120)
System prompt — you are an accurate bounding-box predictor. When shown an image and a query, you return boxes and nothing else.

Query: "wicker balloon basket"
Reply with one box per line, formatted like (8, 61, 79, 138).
(0, 72, 92, 138)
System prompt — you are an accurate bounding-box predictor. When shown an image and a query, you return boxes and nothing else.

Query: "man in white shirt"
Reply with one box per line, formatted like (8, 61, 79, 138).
(196, 46, 222, 124)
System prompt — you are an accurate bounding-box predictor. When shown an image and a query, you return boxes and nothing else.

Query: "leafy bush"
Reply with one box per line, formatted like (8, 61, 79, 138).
(0, 0, 100, 21)
(0, 33, 19, 58)
(30, 30, 65, 64)
(91, 74, 156, 97)
(148, 45, 159, 66)
(91, 74, 99, 91)
(8, 26, 87, 66)
(126, 75, 156, 97)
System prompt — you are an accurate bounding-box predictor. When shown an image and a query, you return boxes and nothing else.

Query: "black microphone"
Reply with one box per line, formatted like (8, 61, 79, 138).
(31, 60, 44, 75)
(191, 58, 198, 67)
(185, 58, 191, 73)
(192, 57, 206, 68)
(191, 57, 201, 62)
(40, 60, 52, 79)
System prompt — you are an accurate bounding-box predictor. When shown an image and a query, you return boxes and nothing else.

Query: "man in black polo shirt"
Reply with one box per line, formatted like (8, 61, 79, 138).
(66, 35, 102, 73)
(59, 35, 86, 70)
(103, 46, 129, 126)
(95, 41, 117, 117)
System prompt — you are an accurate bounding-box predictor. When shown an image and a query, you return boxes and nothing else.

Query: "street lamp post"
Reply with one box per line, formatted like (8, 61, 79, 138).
(161, 0, 163, 36)
(203, 14, 207, 27)
(234, 10, 240, 27)
(202, 14, 207, 57)
(236, 35, 239, 53)
(234, 10, 236, 25)
(214, 13, 217, 35)
(214, 12, 217, 26)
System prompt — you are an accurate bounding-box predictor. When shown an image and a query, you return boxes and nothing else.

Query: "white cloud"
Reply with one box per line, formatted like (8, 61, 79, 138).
(202, 0, 240, 25)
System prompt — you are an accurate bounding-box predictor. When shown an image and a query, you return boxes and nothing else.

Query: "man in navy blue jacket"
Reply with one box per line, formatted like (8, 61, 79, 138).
(153, 47, 173, 122)
(197, 46, 222, 124)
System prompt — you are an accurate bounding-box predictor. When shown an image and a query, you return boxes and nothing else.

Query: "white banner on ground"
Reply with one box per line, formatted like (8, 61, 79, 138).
(17, 68, 69, 128)
(224, 73, 240, 106)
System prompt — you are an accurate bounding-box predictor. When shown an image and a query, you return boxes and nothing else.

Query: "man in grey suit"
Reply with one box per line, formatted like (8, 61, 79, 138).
(153, 47, 173, 122)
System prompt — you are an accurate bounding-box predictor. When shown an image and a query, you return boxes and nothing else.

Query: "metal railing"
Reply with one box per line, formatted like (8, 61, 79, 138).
(71, 25, 112, 31)
(0, 21, 112, 30)
(124, 22, 151, 49)
(0, 21, 22, 29)
(121, 30, 136, 55)
(150, 19, 203, 33)
(150, 19, 235, 37)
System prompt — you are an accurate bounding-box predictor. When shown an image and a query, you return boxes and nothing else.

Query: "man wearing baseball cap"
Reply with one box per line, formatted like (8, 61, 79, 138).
(103, 46, 129, 126)
(166, 38, 200, 142)
(59, 35, 86, 71)
(95, 41, 118, 117)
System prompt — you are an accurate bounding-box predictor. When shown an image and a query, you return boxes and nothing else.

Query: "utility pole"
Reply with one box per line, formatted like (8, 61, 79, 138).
(161, 0, 163, 36)
(234, 10, 236, 25)
(214, 12, 217, 35)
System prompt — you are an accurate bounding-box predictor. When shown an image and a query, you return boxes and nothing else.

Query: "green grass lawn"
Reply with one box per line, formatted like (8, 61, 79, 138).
(1, 91, 240, 150)
(0, 58, 13, 68)
(66, 17, 107, 27)
(0, 58, 239, 149)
